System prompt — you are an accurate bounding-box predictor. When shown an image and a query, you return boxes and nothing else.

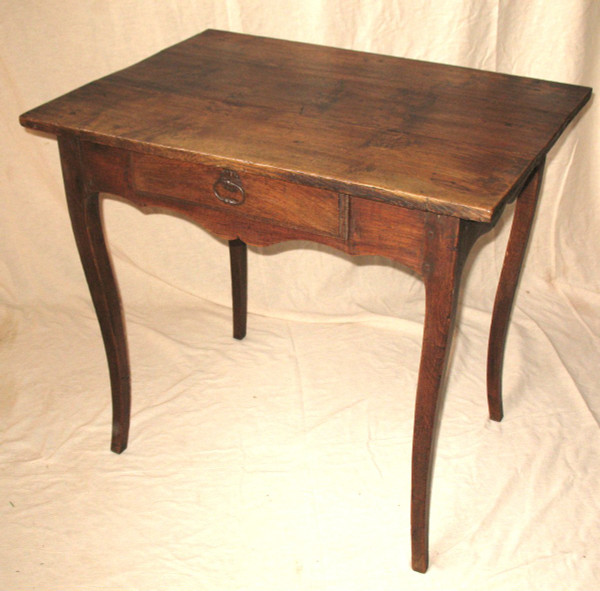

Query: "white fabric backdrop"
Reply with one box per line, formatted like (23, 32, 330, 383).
(1, 1, 599, 589)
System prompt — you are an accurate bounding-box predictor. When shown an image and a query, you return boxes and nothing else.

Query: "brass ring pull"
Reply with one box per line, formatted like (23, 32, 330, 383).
(213, 169, 245, 205)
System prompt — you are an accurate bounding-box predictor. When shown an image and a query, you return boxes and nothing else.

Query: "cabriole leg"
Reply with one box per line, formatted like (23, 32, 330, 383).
(411, 215, 465, 573)
(487, 163, 544, 421)
(58, 136, 131, 453)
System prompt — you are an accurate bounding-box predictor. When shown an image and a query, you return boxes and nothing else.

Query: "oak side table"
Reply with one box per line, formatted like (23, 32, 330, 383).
(20, 30, 591, 572)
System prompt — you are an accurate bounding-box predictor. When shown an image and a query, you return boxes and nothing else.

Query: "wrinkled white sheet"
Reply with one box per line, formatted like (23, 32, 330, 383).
(1, 1, 599, 589)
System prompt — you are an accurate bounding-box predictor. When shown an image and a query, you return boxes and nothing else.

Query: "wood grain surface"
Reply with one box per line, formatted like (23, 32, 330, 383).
(19, 30, 592, 574)
(20, 29, 591, 221)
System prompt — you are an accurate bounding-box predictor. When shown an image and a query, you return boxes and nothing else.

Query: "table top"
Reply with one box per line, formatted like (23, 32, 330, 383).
(20, 29, 591, 222)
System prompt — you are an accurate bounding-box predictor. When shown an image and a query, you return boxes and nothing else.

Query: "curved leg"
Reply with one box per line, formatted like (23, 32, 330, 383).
(487, 163, 544, 421)
(58, 136, 130, 454)
(411, 215, 465, 573)
(229, 238, 247, 340)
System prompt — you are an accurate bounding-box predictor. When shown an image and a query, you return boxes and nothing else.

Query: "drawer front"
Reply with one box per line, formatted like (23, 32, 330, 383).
(350, 197, 427, 273)
(132, 153, 343, 238)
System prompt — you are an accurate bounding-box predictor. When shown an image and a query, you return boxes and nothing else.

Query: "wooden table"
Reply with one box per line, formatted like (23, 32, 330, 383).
(20, 30, 591, 573)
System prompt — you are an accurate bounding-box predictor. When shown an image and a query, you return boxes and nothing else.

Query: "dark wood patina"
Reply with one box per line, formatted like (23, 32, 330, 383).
(20, 30, 591, 572)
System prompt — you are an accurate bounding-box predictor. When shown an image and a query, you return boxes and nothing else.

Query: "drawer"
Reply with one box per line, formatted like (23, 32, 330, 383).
(132, 153, 343, 238)
(350, 196, 427, 273)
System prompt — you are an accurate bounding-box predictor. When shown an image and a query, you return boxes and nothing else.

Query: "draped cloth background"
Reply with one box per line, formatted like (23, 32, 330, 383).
(1, 1, 599, 589)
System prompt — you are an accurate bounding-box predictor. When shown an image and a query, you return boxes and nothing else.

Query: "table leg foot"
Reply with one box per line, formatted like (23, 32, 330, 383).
(110, 421, 129, 454)
(59, 136, 131, 454)
(487, 162, 544, 422)
(229, 238, 247, 340)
